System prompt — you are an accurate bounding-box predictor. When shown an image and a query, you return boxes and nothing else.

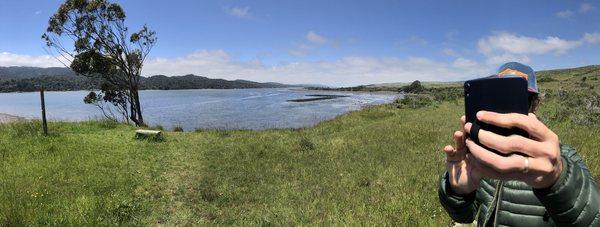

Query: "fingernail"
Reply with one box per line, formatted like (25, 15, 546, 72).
(476, 111, 484, 119)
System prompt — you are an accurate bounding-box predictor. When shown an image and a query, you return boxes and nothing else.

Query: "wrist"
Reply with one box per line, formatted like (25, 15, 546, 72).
(451, 185, 476, 196)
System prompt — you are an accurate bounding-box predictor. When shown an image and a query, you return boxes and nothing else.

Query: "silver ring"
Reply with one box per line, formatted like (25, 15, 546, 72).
(523, 157, 530, 174)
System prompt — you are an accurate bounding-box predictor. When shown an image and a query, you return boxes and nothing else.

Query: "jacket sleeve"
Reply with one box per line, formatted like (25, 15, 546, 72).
(438, 171, 479, 223)
(533, 144, 600, 226)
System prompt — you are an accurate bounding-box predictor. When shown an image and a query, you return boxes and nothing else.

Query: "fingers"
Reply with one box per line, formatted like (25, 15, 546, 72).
(453, 130, 466, 153)
(464, 122, 472, 134)
(474, 127, 544, 157)
(465, 139, 525, 174)
(444, 144, 463, 162)
(475, 111, 549, 140)
(444, 116, 468, 163)
(444, 145, 455, 155)
(467, 154, 521, 181)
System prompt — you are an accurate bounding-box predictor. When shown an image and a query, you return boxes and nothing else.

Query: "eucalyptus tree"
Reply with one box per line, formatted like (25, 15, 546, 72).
(43, 0, 156, 126)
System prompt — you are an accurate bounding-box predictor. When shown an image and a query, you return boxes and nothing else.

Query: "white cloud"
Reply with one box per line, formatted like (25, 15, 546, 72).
(225, 6, 250, 18)
(555, 10, 574, 18)
(579, 3, 594, 13)
(305, 31, 328, 44)
(289, 31, 332, 56)
(141, 50, 490, 86)
(452, 58, 478, 68)
(478, 32, 583, 56)
(583, 32, 600, 44)
(484, 53, 531, 66)
(0, 52, 64, 67)
(477, 31, 600, 65)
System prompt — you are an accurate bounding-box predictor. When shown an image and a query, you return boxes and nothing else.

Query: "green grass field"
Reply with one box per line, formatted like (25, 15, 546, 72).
(1, 66, 599, 225)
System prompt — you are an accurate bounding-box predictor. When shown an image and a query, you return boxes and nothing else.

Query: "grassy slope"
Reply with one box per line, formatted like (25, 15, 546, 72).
(1, 66, 599, 225)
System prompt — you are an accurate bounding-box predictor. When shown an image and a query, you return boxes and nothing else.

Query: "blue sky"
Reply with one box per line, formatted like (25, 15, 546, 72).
(1, 0, 600, 86)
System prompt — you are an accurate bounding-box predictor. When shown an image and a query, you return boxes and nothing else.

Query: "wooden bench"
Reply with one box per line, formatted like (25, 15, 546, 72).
(135, 129, 163, 140)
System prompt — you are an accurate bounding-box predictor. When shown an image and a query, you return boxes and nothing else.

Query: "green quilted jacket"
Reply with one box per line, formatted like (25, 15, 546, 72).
(438, 144, 600, 226)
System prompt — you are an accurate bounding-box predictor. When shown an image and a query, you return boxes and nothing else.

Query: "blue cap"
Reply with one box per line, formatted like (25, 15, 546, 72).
(494, 62, 538, 93)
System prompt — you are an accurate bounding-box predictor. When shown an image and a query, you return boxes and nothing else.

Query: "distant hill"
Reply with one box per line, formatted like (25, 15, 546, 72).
(0, 66, 76, 81)
(0, 66, 290, 92)
(141, 75, 287, 90)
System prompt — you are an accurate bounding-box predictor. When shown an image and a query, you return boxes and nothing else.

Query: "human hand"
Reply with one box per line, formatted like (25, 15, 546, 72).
(443, 115, 482, 195)
(464, 111, 563, 189)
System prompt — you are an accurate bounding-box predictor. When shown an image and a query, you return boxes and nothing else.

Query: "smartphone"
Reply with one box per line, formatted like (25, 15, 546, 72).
(464, 77, 530, 155)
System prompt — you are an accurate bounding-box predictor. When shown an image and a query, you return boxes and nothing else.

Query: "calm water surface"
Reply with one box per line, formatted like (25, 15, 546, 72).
(0, 88, 399, 130)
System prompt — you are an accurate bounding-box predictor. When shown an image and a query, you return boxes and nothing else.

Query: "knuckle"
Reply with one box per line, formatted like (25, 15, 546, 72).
(507, 135, 524, 151)
(525, 121, 538, 134)
(496, 160, 511, 173)
(546, 144, 560, 161)
(540, 164, 554, 174)
(550, 131, 559, 141)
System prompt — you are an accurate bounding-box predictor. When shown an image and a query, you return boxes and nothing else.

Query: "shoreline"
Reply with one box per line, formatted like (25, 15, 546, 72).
(0, 113, 23, 123)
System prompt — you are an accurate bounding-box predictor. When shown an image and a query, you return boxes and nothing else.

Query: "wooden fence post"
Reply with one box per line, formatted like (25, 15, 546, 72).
(40, 87, 48, 136)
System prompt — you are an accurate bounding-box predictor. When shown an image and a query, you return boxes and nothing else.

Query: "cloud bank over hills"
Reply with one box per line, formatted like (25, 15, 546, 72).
(2, 31, 600, 87)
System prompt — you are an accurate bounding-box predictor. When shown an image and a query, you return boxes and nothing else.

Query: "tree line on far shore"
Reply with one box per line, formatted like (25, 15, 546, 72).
(0, 73, 288, 93)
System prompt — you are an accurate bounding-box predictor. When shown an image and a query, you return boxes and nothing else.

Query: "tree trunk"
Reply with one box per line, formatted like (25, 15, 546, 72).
(133, 89, 144, 126)
(124, 72, 145, 127)
(128, 89, 141, 126)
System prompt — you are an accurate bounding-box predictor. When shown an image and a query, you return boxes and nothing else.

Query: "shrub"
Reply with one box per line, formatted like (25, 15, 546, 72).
(393, 94, 434, 109)
(543, 90, 600, 125)
(173, 126, 184, 132)
(398, 80, 425, 93)
(150, 125, 164, 131)
(538, 76, 557, 83)
(299, 137, 315, 151)
(430, 86, 462, 102)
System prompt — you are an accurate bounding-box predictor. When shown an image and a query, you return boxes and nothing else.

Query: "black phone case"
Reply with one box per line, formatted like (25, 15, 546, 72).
(464, 77, 530, 155)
